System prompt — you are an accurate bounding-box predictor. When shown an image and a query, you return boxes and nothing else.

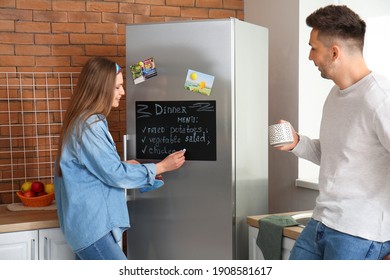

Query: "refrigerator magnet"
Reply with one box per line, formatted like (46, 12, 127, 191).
(184, 69, 215, 96)
(130, 57, 158, 85)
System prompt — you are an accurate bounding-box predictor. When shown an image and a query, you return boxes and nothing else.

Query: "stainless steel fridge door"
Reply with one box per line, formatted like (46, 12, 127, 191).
(126, 19, 234, 259)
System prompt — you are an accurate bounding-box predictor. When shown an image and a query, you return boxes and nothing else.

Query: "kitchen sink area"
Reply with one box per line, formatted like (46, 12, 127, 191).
(291, 212, 313, 228)
(247, 210, 313, 259)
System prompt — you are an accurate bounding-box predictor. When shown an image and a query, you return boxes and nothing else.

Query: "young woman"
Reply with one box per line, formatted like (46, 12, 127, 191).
(54, 57, 185, 260)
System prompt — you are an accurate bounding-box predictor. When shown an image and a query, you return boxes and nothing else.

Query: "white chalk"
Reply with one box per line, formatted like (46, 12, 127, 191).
(182, 148, 186, 152)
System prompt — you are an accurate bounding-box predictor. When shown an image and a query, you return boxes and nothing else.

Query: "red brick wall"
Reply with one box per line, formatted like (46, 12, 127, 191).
(0, 0, 243, 71)
(0, 0, 244, 204)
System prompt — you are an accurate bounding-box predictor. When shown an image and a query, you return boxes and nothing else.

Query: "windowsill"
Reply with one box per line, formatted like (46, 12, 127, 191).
(295, 178, 319, 191)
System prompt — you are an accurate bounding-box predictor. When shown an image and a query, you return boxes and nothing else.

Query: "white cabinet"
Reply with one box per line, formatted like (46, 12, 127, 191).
(281, 237, 295, 260)
(0, 228, 74, 260)
(248, 225, 295, 260)
(248, 226, 264, 260)
(38, 228, 75, 260)
(0, 230, 38, 260)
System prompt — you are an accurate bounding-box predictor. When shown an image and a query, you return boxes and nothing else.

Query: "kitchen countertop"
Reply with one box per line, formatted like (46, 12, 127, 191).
(1, 204, 311, 239)
(247, 210, 312, 240)
(0, 205, 59, 233)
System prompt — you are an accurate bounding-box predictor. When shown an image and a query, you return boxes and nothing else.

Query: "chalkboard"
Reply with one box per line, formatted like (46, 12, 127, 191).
(136, 101, 216, 161)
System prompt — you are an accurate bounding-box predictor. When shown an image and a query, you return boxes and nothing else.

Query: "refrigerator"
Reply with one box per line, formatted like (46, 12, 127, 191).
(124, 18, 268, 260)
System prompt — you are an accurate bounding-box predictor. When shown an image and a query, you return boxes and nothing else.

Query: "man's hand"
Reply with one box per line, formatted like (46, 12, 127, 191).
(274, 120, 299, 151)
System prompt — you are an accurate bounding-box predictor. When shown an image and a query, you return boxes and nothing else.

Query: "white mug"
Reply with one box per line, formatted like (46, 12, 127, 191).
(268, 122, 294, 147)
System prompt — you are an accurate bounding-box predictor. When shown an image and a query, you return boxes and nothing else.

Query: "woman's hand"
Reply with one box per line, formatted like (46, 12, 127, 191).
(125, 159, 140, 164)
(156, 150, 186, 175)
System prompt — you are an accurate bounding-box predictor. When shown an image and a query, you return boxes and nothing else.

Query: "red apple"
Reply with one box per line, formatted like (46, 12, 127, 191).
(23, 190, 36, 197)
(31, 181, 44, 193)
(36, 192, 47, 197)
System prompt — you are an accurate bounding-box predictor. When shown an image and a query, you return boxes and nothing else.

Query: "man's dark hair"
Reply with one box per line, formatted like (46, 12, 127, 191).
(306, 5, 366, 50)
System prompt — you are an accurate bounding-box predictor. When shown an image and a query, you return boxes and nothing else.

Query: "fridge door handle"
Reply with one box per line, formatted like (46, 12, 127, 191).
(123, 134, 136, 201)
(123, 134, 130, 161)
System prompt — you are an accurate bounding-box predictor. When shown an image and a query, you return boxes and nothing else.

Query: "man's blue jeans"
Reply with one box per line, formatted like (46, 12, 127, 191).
(289, 219, 390, 260)
(75, 231, 127, 260)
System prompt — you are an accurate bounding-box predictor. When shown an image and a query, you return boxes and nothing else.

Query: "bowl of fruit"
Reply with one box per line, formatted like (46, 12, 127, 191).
(17, 181, 55, 207)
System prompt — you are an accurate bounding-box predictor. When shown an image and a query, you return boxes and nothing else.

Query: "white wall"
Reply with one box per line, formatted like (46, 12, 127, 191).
(365, 15, 390, 79)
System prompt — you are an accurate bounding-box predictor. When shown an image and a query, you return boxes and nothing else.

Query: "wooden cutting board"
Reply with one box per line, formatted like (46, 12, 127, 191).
(6, 202, 57, 211)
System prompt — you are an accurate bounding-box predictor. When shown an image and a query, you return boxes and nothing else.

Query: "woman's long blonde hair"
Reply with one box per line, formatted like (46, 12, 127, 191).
(56, 57, 118, 177)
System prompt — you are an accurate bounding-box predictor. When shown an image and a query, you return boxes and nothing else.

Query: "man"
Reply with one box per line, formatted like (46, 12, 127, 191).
(277, 5, 390, 259)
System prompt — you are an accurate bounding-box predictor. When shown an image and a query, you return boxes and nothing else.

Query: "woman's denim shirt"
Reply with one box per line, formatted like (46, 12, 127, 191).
(54, 114, 163, 252)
